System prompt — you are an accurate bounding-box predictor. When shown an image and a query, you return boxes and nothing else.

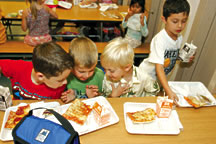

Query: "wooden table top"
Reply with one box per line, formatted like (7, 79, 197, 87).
(0, 1, 129, 22)
(0, 41, 150, 54)
(1, 96, 216, 144)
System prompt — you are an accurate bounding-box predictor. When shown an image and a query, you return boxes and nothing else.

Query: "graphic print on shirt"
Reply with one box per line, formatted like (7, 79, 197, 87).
(12, 82, 50, 100)
(164, 49, 179, 75)
(76, 90, 88, 99)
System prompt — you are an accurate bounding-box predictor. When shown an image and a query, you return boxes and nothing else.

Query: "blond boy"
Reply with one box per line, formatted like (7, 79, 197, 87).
(61, 37, 104, 103)
(101, 37, 159, 97)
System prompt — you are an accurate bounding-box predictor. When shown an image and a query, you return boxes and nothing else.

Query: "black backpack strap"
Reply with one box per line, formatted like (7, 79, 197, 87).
(29, 108, 76, 133)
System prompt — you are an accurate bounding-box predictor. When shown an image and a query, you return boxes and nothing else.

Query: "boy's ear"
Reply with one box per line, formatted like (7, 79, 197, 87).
(35, 72, 46, 82)
(124, 64, 132, 72)
(161, 16, 167, 24)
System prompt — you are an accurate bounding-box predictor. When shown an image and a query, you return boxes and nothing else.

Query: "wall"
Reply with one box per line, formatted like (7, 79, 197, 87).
(175, 0, 216, 94)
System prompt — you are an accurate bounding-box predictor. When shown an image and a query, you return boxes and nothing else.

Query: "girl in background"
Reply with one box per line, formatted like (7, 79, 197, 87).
(22, 0, 58, 46)
(122, 0, 148, 48)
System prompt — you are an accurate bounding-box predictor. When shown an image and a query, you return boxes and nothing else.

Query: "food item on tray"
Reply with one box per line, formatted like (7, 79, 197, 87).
(42, 109, 57, 118)
(4, 104, 30, 129)
(62, 99, 92, 125)
(156, 96, 173, 118)
(199, 95, 212, 104)
(79, 1, 92, 6)
(127, 108, 156, 123)
(184, 96, 206, 108)
(93, 102, 111, 126)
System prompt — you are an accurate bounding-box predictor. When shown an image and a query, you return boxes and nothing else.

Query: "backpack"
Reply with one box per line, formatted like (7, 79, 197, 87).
(12, 108, 80, 144)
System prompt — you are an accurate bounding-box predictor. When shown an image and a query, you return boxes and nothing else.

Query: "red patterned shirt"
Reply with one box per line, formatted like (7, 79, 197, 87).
(0, 60, 65, 100)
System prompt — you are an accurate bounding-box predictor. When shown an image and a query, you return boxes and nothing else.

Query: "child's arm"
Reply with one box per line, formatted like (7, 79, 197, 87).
(124, 8, 134, 22)
(44, 5, 58, 19)
(60, 89, 76, 103)
(122, 9, 134, 29)
(21, 9, 28, 32)
(156, 64, 179, 105)
(140, 13, 148, 37)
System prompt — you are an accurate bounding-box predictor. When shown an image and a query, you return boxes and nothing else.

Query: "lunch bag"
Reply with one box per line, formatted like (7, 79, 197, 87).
(12, 108, 80, 144)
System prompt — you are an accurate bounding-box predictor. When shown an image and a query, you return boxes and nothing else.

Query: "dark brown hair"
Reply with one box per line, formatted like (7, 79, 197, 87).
(32, 42, 74, 78)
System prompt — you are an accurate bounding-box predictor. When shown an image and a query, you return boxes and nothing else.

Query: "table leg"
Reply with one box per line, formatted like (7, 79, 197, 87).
(100, 22, 103, 42)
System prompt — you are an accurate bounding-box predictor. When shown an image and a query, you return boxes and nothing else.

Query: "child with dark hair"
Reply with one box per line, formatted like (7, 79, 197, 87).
(140, 0, 191, 105)
(122, 0, 148, 48)
(0, 42, 74, 100)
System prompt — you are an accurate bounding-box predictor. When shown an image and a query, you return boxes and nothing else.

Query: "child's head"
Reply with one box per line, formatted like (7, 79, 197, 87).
(130, 0, 145, 13)
(69, 37, 98, 81)
(162, 0, 190, 38)
(32, 42, 74, 89)
(163, 0, 190, 20)
(26, 0, 44, 19)
(101, 37, 134, 82)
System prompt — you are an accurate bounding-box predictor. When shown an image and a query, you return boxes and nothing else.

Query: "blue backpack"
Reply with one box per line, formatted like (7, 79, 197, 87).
(12, 108, 80, 144)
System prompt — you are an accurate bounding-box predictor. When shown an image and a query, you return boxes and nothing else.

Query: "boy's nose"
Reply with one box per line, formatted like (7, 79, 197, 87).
(83, 73, 90, 79)
(178, 22, 182, 28)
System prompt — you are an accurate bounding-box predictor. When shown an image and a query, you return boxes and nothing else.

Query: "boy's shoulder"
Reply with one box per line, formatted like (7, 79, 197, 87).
(152, 29, 182, 46)
(152, 29, 167, 40)
(95, 67, 105, 77)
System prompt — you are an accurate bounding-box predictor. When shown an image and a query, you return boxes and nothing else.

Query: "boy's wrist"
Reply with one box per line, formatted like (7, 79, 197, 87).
(109, 93, 120, 98)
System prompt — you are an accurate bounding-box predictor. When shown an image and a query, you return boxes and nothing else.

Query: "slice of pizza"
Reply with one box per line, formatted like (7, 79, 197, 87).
(62, 99, 92, 125)
(15, 104, 30, 117)
(4, 104, 30, 129)
(184, 96, 206, 108)
(127, 108, 156, 123)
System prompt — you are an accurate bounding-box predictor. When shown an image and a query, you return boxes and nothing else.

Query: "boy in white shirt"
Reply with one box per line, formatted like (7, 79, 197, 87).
(101, 37, 159, 97)
(140, 0, 192, 104)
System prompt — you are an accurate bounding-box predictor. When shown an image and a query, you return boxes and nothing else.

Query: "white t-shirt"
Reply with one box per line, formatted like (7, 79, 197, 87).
(140, 29, 182, 79)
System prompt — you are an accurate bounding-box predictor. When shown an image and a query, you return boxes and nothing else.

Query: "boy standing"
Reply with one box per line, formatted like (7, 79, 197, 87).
(0, 42, 74, 100)
(101, 37, 159, 97)
(61, 37, 104, 103)
(140, 0, 191, 104)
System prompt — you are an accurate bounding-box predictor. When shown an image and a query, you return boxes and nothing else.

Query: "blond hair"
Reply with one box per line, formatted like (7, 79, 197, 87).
(101, 37, 134, 68)
(26, 0, 39, 19)
(69, 37, 98, 68)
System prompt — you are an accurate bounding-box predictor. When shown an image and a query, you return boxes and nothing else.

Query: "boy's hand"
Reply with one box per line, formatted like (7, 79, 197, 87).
(167, 91, 180, 106)
(60, 89, 76, 103)
(86, 85, 99, 98)
(140, 13, 145, 26)
(109, 82, 129, 98)
(189, 55, 195, 63)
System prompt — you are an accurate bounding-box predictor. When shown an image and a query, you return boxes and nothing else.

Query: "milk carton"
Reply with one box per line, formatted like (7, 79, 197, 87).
(156, 96, 173, 118)
(93, 102, 111, 126)
(0, 85, 12, 111)
(179, 42, 197, 62)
